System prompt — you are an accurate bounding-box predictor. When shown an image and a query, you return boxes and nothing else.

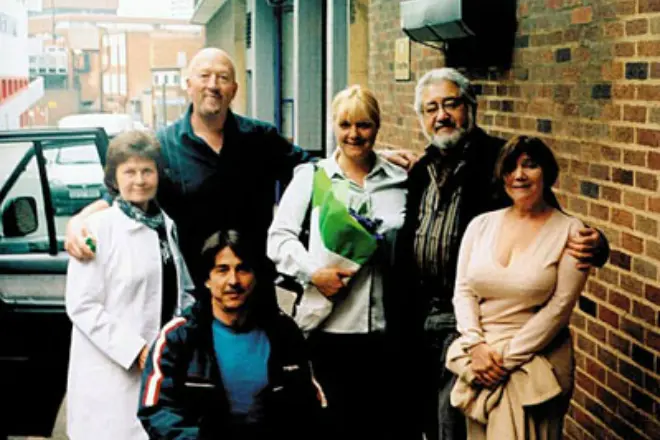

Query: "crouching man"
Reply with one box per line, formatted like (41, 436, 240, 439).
(138, 229, 323, 439)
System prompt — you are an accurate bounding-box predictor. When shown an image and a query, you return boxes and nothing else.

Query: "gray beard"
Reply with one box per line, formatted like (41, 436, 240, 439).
(428, 128, 466, 151)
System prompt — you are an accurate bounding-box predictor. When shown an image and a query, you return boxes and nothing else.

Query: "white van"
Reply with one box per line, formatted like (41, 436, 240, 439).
(57, 113, 145, 136)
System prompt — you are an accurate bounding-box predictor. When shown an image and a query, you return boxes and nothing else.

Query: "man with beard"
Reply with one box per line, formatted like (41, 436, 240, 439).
(395, 68, 608, 440)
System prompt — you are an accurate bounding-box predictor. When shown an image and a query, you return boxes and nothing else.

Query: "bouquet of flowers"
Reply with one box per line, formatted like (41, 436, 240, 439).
(293, 167, 383, 331)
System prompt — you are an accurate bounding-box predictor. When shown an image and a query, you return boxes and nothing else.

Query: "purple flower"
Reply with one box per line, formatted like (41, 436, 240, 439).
(348, 208, 384, 241)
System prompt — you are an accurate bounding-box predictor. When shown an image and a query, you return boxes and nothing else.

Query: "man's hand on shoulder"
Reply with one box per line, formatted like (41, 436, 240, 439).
(65, 215, 96, 261)
(566, 226, 602, 271)
(64, 199, 110, 261)
(377, 149, 420, 172)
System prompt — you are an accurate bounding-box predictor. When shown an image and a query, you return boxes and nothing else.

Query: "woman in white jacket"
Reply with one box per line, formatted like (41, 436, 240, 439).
(65, 130, 194, 440)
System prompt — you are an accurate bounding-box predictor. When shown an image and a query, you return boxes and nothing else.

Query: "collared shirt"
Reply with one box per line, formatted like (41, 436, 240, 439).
(267, 152, 407, 334)
(414, 149, 466, 280)
(154, 105, 310, 281)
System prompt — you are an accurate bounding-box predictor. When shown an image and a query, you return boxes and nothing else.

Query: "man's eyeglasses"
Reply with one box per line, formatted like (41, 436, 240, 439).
(422, 96, 465, 117)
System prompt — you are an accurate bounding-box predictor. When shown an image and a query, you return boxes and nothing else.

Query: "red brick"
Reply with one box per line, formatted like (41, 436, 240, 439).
(624, 150, 646, 166)
(586, 357, 607, 382)
(636, 215, 658, 237)
(636, 171, 658, 191)
(601, 146, 622, 162)
(601, 104, 621, 122)
(632, 300, 656, 326)
(608, 331, 631, 355)
(620, 273, 644, 296)
(647, 240, 660, 261)
(612, 167, 635, 186)
(614, 42, 635, 57)
(587, 319, 608, 343)
(571, 160, 590, 177)
(588, 279, 608, 300)
(602, 61, 624, 81)
(623, 106, 646, 123)
(612, 126, 635, 143)
(578, 334, 597, 356)
(597, 346, 618, 370)
(612, 208, 634, 228)
(599, 304, 621, 328)
(621, 317, 645, 344)
(648, 151, 660, 170)
(637, 85, 660, 101)
(626, 19, 649, 36)
(576, 369, 596, 394)
(622, 232, 644, 254)
(589, 202, 610, 221)
(569, 197, 589, 215)
(632, 257, 658, 280)
(607, 371, 631, 397)
(623, 191, 646, 210)
(572, 6, 593, 24)
(652, 62, 660, 79)
(589, 164, 609, 180)
(609, 290, 632, 312)
(640, 0, 660, 13)
(650, 197, 660, 213)
(645, 283, 660, 305)
(613, 84, 635, 100)
(647, 328, 660, 352)
(638, 41, 660, 56)
(637, 128, 660, 147)
(602, 186, 622, 203)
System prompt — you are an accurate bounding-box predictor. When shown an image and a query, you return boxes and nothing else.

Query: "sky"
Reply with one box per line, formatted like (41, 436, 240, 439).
(118, 0, 186, 18)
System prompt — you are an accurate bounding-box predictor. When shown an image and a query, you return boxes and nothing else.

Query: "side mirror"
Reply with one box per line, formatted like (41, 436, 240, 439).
(2, 197, 38, 237)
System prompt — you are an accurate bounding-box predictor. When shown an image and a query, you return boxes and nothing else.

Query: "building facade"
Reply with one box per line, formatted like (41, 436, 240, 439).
(191, 1, 660, 439)
(27, 9, 203, 126)
(0, 0, 44, 129)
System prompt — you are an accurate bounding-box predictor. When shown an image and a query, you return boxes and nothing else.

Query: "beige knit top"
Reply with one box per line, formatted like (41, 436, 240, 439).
(453, 208, 589, 370)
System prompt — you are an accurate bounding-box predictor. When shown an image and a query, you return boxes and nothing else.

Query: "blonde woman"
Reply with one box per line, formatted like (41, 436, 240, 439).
(268, 86, 412, 439)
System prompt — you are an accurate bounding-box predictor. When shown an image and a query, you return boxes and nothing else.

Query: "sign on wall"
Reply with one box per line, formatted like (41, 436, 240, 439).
(394, 37, 410, 81)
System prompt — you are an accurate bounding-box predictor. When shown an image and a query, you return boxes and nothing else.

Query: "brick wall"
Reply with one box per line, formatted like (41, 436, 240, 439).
(369, 1, 660, 439)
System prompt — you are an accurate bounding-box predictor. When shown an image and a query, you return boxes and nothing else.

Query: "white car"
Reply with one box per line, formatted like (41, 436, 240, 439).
(48, 113, 146, 215)
(57, 113, 146, 136)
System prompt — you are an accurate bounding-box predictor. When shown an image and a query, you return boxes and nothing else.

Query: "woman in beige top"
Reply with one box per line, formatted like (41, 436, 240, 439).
(447, 135, 589, 439)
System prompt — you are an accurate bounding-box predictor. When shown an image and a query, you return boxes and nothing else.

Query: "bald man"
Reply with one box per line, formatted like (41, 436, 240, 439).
(65, 48, 311, 284)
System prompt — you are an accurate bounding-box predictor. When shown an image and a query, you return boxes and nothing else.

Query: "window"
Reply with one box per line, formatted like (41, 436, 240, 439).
(0, 142, 49, 253)
(119, 74, 127, 95)
(110, 37, 118, 66)
(118, 33, 126, 66)
(103, 74, 110, 94)
(0, 137, 106, 255)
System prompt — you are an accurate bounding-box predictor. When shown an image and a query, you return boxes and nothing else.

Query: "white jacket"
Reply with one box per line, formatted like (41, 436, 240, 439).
(65, 204, 194, 440)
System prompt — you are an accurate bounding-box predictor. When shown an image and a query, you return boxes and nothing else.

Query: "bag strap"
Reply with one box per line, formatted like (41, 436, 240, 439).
(297, 163, 317, 249)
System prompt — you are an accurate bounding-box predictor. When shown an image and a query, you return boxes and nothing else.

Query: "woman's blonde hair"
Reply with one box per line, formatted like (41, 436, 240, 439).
(331, 85, 381, 128)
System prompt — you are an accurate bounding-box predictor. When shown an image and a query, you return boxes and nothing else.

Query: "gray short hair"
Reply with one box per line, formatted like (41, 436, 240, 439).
(414, 68, 477, 117)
